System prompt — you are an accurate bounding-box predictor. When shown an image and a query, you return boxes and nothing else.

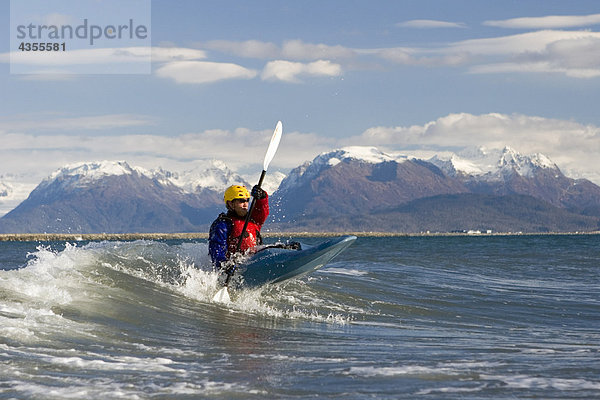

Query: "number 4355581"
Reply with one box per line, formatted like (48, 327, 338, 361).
(19, 42, 66, 51)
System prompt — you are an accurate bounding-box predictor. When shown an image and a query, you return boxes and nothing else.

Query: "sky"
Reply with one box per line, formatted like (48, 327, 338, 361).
(2, 0, 600, 207)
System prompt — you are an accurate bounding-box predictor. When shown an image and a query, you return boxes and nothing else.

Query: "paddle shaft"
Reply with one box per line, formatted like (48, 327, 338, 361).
(223, 170, 266, 286)
(236, 170, 266, 254)
(219, 121, 281, 291)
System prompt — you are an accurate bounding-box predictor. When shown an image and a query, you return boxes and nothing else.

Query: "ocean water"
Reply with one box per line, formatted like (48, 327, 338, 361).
(0, 235, 599, 399)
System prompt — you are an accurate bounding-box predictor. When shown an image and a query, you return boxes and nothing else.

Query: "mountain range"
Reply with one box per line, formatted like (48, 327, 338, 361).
(1, 146, 599, 234)
(269, 146, 600, 233)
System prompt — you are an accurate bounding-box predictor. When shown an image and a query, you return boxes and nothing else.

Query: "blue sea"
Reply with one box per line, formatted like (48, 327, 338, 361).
(1, 235, 599, 399)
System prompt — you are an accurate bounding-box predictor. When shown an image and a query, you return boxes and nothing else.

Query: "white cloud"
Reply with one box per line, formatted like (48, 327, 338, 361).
(346, 113, 600, 183)
(3, 46, 205, 77)
(260, 60, 301, 82)
(484, 13, 600, 29)
(448, 30, 600, 56)
(4, 112, 599, 188)
(202, 39, 279, 59)
(193, 33, 600, 79)
(6, 46, 206, 65)
(198, 31, 600, 79)
(6, 46, 152, 66)
(7, 25, 600, 81)
(0, 121, 335, 187)
(376, 47, 471, 67)
(4, 40, 348, 84)
(155, 60, 258, 84)
(470, 61, 600, 79)
(280, 39, 357, 61)
(370, 30, 600, 77)
(365, 30, 600, 71)
(452, 30, 600, 77)
(41, 12, 74, 27)
(0, 113, 155, 132)
(199, 39, 357, 61)
(151, 47, 207, 62)
(396, 19, 467, 29)
(261, 60, 342, 82)
(511, 36, 600, 78)
(2, 113, 600, 205)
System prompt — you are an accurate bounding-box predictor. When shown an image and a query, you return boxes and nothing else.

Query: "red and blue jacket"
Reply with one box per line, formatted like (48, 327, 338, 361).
(208, 194, 269, 268)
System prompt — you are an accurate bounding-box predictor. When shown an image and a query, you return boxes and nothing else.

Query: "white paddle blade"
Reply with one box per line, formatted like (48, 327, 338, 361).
(213, 287, 231, 303)
(263, 120, 282, 171)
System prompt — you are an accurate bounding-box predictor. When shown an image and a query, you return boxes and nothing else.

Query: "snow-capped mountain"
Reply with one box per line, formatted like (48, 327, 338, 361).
(35, 159, 257, 195)
(272, 146, 468, 225)
(269, 145, 600, 232)
(38, 161, 156, 191)
(497, 147, 558, 177)
(428, 146, 560, 181)
(167, 160, 249, 193)
(0, 181, 10, 197)
(0, 159, 287, 233)
(0, 161, 223, 234)
(1, 145, 600, 234)
(426, 146, 600, 212)
(0, 176, 38, 217)
(277, 146, 408, 193)
(165, 160, 285, 195)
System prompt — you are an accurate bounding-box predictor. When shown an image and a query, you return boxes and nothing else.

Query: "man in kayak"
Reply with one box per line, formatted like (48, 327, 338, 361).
(209, 184, 269, 269)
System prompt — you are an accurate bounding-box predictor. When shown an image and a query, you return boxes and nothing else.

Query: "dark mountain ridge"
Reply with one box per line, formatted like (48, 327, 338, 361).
(0, 162, 221, 234)
(272, 158, 469, 220)
(1, 147, 599, 234)
(269, 147, 600, 233)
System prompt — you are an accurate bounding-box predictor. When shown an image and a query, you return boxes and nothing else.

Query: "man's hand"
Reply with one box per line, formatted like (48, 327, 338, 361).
(251, 185, 267, 199)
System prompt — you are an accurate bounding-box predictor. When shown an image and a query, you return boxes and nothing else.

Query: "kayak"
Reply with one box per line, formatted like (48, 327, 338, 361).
(225, 235, 357, 289)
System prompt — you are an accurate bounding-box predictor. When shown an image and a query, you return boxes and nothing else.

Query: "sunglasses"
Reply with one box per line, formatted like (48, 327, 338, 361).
(234, 198, 250, 203)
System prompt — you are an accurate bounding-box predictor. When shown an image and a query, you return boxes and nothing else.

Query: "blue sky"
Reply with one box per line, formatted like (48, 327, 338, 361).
(2, 0, 600, 196)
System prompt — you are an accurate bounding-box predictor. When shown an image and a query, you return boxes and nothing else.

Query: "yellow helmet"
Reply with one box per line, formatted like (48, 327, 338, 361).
(224, 185, 250, 203)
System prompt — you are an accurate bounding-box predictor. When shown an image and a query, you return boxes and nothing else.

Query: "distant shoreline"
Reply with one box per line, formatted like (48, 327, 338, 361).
(0, 231, 599, 242)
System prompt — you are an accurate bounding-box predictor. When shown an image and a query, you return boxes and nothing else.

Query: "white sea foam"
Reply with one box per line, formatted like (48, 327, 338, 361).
(346, 360, 505, 378)
(480, 374, 600, 390)
(42, 353, 177, 372)
(416, 385, 488, 395)
(1, 235, 598, 399)
(205, 284, 353, 325)
(9, 377, 254, 399)
(346, 365, 446, 377)
(320, 267, 368, 276)
(0, 243, 105, 344)
(174, 262, 225, 302)
(72, 240, 356, 325)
